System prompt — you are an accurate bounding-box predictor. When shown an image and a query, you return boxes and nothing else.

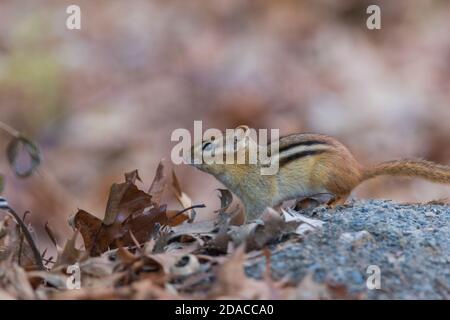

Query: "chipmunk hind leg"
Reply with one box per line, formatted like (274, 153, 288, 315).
(317, 152, 362, 208)
(319, 167, 359, 208)
(327, 192, 350, 208)
(316, 171, 358, 208)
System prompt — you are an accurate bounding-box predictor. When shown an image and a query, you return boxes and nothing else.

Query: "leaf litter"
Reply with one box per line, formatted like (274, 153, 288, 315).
(0, 160, 356, 299)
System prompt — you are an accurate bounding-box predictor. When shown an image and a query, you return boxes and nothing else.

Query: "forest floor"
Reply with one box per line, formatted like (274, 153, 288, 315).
(1, 167, 449, 300)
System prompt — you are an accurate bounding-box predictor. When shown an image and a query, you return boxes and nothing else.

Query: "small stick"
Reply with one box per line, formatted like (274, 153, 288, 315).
(0, 120, 20, 137)
(168, 204, 206, 222)
(0, 205, 45, 270)
(128, 230, 144, 254)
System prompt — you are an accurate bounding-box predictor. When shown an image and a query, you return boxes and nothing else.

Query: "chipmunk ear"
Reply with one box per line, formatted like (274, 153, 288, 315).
(227, 125, 251, 153)
(234, 125, 250, 140)
(235, 125, 249, 131)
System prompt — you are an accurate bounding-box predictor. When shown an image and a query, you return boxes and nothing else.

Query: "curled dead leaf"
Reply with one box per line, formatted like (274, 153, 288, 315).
(148, 161, 167, 206)
(172, 170, 196, 221)
(54, 230, 82, 268)
(166, 210, 189, 227)
(72, 171, 174, 256)
(74, 205, 168, 256)
(103, 173, 153, 226)
(80, 256, 116, 278)
(27, 271, 69, 290)
(124, 169, 142, 184)
(282, 208, 325, 236)
(0, 262, 36, 299)
(117, 246, 139, 265)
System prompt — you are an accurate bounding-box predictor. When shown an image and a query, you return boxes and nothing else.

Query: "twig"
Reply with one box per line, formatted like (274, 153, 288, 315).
(42, 257, 55, 266)
(44, 221, 58, 248)
(23, 211, 30, 223)
(0, 205, 45, 270)
(0, 120, 20, 137)
(128, 230, 144, 254)
(18, 211, 30, 266)
(169, 204, 206, 222)
(41, 248, 47, 260)
(18, 225, 24, 266)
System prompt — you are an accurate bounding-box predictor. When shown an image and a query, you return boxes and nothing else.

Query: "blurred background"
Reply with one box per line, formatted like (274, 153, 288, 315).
(1, 0, 450, 242)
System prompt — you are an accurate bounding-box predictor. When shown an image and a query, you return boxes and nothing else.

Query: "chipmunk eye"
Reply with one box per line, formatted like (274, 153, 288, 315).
(202, 142, 212, 152)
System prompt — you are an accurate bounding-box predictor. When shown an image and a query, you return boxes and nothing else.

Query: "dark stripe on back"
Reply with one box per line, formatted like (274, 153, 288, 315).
(279, 149, 328, 167)
(278, 139, 329, 153)
(266, 139, 329, 157)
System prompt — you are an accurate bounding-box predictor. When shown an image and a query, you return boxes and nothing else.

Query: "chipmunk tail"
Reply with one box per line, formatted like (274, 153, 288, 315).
(362, 159, 450, 184)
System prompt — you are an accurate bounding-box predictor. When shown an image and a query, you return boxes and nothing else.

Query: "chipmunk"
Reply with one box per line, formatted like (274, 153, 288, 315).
(188, 126, 450, 221)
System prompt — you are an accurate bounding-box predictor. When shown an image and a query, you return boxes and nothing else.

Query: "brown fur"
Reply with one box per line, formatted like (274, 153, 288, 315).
(362, 159, 450, 184)
(190, 128, 450, 220)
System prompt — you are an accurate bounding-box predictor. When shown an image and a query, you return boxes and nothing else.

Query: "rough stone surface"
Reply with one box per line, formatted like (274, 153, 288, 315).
(245, 200, 450, 299)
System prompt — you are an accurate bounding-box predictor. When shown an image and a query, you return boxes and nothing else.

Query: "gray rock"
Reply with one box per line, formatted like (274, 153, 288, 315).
(245, 200, 450, 299)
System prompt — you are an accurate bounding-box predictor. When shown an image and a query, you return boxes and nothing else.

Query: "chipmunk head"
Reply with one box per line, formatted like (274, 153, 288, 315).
(187, 125, 252, 176)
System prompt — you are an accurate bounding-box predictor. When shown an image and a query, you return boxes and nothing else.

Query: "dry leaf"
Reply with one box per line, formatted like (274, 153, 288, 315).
(245, 208, 287, 251)
(52, 284, 132, 300)
(73, 171, 174, 256)
(124, 169, 142, 184)
(166, 210, 189, 226)
(116, 246, 139, 265)
(103, 175, 153, 226)
(0, 215, 40, 270)
(27, 271, 69, 290)
(132, 278, 181, 300)
(289, 273, 331, 300)
(282, 208, 325, 236)
(171, 220, 217, 235)
(144, 253, 181, 276)
(148, 161, 167, 206)
(54, 230, 82, 268)
(80, 256, 116, 278)
(172, 170, 196, 222)
(0, 289, 14, 300)
(289, 273, 359, 300)
(72, 210, 104, 254)
(0, 261, 36, 299)
(209, 245, 273, 299)
(74, 205, 167, 256)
